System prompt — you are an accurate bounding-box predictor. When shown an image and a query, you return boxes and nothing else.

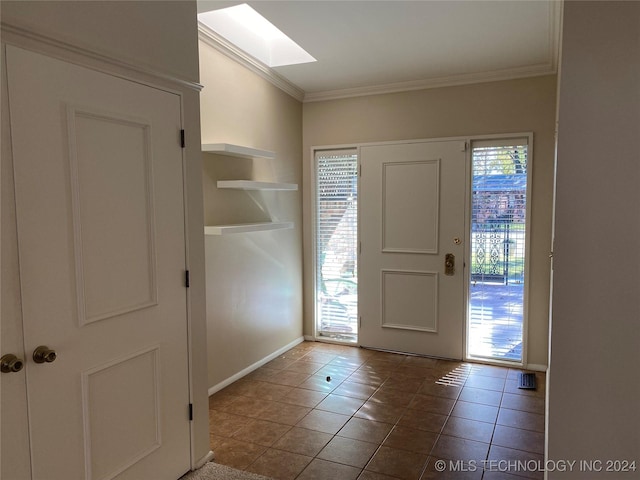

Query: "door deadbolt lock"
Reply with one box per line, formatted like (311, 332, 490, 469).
(33, 346, 57, 364)
(445, 253, 455, 276)
(1, 354, 25, 373)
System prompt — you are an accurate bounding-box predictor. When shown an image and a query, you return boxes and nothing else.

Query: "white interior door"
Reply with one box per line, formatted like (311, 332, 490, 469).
(6, 45, 191, 480)
(359, 140, 467, 359)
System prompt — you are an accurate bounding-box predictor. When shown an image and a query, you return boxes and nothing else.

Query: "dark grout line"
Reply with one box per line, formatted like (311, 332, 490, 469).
(209, 341, 546, 480)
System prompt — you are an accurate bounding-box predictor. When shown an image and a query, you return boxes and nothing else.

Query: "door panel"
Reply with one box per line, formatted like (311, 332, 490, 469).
(382, 160, 439, 253)
(359, 141, 466, 359)
(6, 45, 190, 480)
(381, 269, 438, 331)
(83, 347, 161, 480)
(69, 107, 158, 325)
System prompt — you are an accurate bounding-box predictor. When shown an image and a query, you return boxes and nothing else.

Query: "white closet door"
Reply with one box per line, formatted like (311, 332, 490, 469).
(6, 45, 190, 480)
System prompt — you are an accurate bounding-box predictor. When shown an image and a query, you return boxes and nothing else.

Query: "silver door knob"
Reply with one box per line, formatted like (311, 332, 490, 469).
(33, 346, 57, 364)
(1, 354, 25, 373)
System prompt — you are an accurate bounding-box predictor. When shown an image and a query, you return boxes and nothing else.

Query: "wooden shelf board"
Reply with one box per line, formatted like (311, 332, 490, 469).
(204, 222, 293, 235)
(202, 143, 275, 159)
(217, 180, 298, 191)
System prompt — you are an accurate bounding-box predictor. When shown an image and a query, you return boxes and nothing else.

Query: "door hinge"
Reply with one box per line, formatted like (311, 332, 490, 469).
(180, 129, 185, 148)
(359, 241, 362, 255)
(188, 403, 193, 421)
(359, 316, 362, 328)
(359, 164, 362, 176)
(461, 141, 468, 152)
(185, 270, 190, 288)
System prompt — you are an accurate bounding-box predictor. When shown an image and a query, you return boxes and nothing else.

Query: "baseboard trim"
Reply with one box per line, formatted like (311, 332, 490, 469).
(192, 450, 214, 470)
(525, 363, 548, 372)
(207, 336, 305, 396)
(303, 335, 316, 342)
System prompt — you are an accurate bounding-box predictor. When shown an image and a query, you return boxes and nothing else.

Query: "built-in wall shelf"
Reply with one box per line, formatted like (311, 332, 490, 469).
(204, 222, 294, 235)
(203, 144, 294, 235)
(202, 143, 275, 159)
(217, 180, 298, 191)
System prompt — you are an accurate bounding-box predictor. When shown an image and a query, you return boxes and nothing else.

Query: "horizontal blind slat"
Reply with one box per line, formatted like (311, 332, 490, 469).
(315, 150, 358, 341)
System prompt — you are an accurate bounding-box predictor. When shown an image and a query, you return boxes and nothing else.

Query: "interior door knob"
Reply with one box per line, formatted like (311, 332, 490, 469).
(33, 346, 57, 364)
(1, 354, 25, 373)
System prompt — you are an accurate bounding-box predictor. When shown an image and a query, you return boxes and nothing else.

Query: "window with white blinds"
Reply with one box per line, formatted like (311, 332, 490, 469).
(314, 149, 358, 342)
(469, 139, 529, 362)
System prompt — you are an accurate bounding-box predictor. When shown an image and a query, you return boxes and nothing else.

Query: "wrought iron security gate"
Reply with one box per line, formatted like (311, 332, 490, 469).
(472, 221, 515, 284)
(471, 171, 527, 286)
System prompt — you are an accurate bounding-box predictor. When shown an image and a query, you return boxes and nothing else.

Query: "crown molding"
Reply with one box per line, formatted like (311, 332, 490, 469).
(303, 63, 557, 103)
(198, 22, 305, 102)
(1, 22, 203, 92)
(198, 5, 560, 105)
(549, 0, 563, 69)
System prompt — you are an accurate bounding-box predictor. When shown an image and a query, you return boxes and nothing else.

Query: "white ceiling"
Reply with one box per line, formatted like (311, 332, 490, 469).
(198, 1, 561, 102)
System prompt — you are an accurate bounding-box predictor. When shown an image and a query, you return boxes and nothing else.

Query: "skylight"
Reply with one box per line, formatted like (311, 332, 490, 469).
(198, 3, 316, 68)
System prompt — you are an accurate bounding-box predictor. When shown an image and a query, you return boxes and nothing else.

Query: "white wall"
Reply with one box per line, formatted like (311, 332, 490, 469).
(1, 0, 210, 471)
(548, 2, 640, 477)
(303, 75, 557, 368)
(199, 42, 304, 390)
(0, 0, 199, 83)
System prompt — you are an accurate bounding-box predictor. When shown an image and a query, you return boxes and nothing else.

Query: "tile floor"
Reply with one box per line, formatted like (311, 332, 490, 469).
(208, 341, 546, 480)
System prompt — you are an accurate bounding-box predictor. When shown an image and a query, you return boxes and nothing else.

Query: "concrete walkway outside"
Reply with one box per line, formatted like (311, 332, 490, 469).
(468, 282, 524, 361)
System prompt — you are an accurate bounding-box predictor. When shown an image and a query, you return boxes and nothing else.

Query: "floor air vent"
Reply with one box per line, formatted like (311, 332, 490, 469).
(518, 372, 537, 390)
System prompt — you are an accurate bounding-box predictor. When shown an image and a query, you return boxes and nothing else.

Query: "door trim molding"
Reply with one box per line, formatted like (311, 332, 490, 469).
(192, 451, 215, 470)
(464, 132, 534, 368)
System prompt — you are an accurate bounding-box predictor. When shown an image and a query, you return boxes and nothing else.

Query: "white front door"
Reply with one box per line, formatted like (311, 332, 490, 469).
(6, 46, 191, 480)
(359, 140, 467, 359)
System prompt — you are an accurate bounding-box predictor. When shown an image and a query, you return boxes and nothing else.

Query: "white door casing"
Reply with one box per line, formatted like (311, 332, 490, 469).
(1, 42, 33, 480)
(6, 45, 191, 480)
(359, 140, 467, 359)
